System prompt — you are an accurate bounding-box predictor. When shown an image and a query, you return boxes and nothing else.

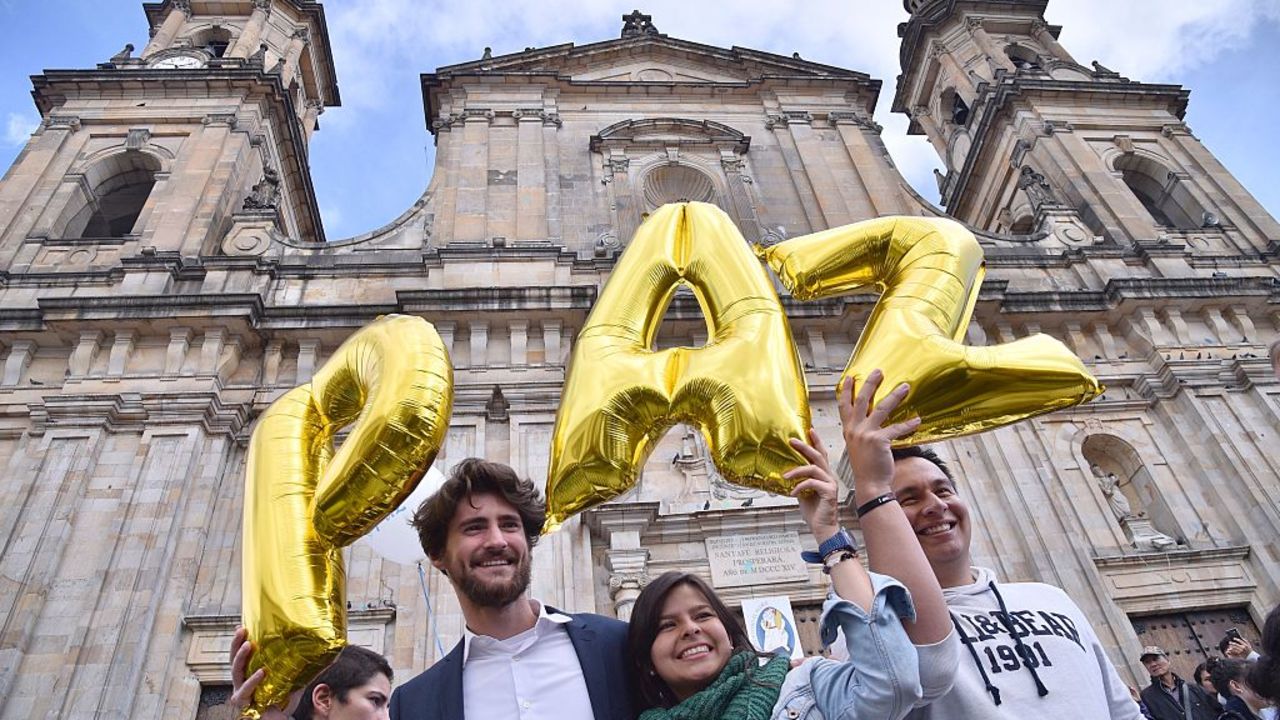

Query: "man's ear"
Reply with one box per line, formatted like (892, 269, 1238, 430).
(312, 683, 334, 714)
(429, 556, 448, 577)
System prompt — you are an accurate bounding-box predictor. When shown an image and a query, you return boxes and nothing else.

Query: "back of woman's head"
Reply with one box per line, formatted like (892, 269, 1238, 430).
(1248, 603, 1280, 704)
(1208, 657, 1250, 699)
(626, 571, 753, 708)
(293, 645, 394, 720)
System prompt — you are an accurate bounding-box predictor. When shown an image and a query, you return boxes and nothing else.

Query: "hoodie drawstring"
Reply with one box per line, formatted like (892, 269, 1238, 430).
(989, 581, 1050, 698)
(951, 612, 1003, 705)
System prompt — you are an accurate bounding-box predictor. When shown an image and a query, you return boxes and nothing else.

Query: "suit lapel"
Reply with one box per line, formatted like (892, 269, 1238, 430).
(563, 614, 611, 720)
(439, 640, 466, 720)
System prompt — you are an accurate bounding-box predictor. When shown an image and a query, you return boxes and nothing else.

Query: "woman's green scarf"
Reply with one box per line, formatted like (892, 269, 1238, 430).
(639, 651, 791, 720)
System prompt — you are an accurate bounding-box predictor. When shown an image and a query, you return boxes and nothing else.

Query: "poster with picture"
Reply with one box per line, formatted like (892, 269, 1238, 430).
(741, 595, 803, 660)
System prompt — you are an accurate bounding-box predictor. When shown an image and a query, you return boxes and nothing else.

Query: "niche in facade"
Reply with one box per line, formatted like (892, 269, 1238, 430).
(62, 152, 161, 239)
(1113, 154, 1206, 231)
(1082, 433, 1182, 552)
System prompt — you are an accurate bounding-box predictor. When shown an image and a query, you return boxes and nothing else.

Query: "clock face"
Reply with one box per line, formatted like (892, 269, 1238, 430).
(150, 53, 205, 70)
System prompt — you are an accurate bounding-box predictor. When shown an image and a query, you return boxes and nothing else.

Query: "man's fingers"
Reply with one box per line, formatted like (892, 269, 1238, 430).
(852, 370, 883, 419)
(867, 382, 909, 428)
(836, 376, 856, 427)
(883, 415, 922, 441)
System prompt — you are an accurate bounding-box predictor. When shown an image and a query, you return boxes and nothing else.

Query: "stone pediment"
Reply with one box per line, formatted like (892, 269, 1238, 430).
(433, 35, 869, 86)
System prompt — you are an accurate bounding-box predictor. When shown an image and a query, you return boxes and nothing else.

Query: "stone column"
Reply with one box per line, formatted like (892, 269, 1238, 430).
(229, 0, 272, 58)
(967, 17, 1014, 72)
(541, 321, 562, 366)
(280, 28, 309, 88)
(765, 113, 823, 233)
(932, 44, 976, 95)
(142, 0, 191, 58)
(719, 153, 761, 243)
(1031, 20, 1076, 64)
(469, 322, 489, 368)
(606, 533, 649, 622)
(514, 109, 548, 242)
(302, 100, 324, 143)
(605, 153, 640, 246)
(1, 340, 36, 387)
(107, 331, 136, 377)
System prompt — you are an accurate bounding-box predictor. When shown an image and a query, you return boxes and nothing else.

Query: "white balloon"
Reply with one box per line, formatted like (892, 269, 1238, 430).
(362, 466, 447, 565)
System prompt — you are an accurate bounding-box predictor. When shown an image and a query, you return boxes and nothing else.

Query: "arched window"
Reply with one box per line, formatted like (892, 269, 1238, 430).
(1004, 44, 1043, 72)
(1008, 214, 1036, 234)
(939, 87, 969, 127)
(63, 153, 161, 239)
(1113, 154, 1204, 230)
(189, 27, 233, 58)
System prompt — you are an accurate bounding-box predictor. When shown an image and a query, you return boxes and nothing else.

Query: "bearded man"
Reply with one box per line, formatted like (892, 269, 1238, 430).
(391, 458, 636, 720)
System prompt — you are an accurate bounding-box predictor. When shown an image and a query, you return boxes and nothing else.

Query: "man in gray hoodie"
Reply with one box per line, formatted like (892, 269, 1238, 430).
(882, 446, 1143, 720)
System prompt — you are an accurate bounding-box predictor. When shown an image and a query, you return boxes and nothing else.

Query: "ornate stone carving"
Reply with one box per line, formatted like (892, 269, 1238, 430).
(248, 42, 268, 67)
(1092, 464, 1133, 522)
(242, 167, 281, 211)
(1017, 165, 1061, 211)
(606, 156, 630, 174)
(202, 113, 238, 128)
(252, 0, 273, 9)
(110, 43, 135, 63)
(45, 115, 81, 131)
(620, 10, 659, 38)
(125, 128, 151, 151)
(1112, 134, 1135, 155)
(485, 385, 510, 421)
(764, 113, 787, 130)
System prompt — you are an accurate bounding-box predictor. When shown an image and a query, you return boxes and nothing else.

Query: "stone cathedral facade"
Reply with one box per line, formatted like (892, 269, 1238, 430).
(0, 0, 1277, 717)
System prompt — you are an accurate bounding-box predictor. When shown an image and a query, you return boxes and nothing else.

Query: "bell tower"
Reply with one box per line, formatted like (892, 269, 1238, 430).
(892, 0, 1280, 251)
(0, 0, 339, 260)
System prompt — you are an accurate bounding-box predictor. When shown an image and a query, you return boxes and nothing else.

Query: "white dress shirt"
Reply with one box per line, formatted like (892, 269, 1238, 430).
(461, 600, 595, 720)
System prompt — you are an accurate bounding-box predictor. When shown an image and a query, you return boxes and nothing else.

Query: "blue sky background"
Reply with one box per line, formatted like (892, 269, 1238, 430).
(2, 0, 1278, 240)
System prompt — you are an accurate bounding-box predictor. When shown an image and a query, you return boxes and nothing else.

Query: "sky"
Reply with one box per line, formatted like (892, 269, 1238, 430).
(1, 0, 1278, 240)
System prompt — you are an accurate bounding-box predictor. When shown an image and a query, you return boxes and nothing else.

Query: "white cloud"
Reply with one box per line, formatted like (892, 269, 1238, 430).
(3, 112, 38, 146)
(321, 202, 346, 236)
(314, 0, 1280, 219)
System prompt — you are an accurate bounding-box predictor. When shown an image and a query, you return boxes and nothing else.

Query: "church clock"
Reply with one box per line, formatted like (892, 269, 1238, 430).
(148, 50, 207, 69)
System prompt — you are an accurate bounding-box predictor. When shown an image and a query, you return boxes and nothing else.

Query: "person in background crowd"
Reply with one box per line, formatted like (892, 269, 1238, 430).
(1140, 646, 1219, 720)
(884, 442, 1142, 720)
(1247, 605, 1280, 718)
(1209, 658, 1267, 720)
(228, 638, 394, 720)
(1195, 661, 1226, 714)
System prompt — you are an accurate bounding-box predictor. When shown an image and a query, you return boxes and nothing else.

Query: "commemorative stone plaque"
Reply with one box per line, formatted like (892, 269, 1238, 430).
(705, 531, 809, 589)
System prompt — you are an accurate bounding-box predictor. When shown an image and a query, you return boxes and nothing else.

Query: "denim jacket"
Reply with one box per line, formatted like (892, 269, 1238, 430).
(769, 572, 958, 720)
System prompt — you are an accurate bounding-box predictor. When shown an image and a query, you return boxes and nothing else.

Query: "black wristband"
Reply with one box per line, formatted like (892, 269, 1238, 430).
(855, 491, 898, 518)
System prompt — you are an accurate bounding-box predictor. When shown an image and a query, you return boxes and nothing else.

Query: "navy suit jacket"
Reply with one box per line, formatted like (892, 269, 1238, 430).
(389, 610, 637, 720)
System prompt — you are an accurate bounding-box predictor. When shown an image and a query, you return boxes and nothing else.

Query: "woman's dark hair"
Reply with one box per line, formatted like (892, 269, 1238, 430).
(1208, 657, 1250, 699)
(1193, 661, 1212, 688)
(1248, 603, 1280, 704)
(626, 571, 754, 708)
(293, 645, 393, 720)
(411, 458, 545, 562)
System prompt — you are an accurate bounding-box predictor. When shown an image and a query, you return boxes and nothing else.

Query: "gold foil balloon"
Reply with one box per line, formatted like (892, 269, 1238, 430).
(759, 216, 1102, 444)
(545, 202, 811, 528)
(241, 314, 453, 718)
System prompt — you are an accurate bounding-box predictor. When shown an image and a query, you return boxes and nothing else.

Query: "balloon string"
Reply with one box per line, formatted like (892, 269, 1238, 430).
(417, 562, 446, 659)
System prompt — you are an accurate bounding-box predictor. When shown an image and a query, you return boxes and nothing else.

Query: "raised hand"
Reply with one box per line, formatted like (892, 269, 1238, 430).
(785, 428, 841, 540)
(837, 369, 921, 494)
(227, 627, 300, 720)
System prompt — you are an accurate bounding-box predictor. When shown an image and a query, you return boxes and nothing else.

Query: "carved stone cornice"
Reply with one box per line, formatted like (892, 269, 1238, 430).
(828, 110, 882, 132)
(252, 0, 273, 10)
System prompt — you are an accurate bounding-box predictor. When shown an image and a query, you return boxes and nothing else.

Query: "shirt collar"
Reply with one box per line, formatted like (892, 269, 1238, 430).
(461, 599, 572, 664)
